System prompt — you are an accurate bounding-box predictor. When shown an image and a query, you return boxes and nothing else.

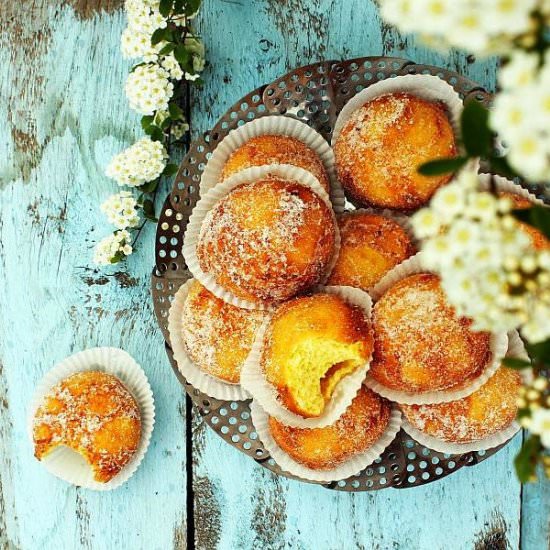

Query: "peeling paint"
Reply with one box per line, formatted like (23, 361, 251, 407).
(194, 476, 221, 550)
(474, 512, 510, 550)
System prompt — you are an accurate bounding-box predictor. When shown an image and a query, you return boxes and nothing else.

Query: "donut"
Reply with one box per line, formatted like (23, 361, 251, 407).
(334, 93, 457, 210)
(33, 371, 141, 483)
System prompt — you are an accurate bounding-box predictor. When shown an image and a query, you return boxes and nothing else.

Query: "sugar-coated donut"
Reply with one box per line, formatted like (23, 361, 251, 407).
(334, 93, 457, 210)
(220, 135, 330, 192)
(262, 293, 373, 418)
(33, 371, 141, 483)
(370, 273, 492, 393)
(328, 212, 416, 290)
(196, 178, 336, 303)
(181, 280, 266, 383)
(401, 367, 521, 442)
(269, 386, 391, 470)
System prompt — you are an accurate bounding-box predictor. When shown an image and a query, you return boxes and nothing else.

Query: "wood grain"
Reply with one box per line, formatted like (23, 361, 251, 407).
(0, 0, 549, 549)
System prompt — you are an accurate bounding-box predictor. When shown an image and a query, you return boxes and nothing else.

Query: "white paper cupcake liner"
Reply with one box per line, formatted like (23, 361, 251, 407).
(200, 115, 345, 212)
(240, 285, 373, 428)
(365, 253, 509, 404)
(250, 400, 402, 483)
(28, 347, 155, 491)
(478, 173, 545, 206)
(401, 330, 530, 454)
(183, 164, 341, 311)
(167, 278, 251, 401)
(331, 74, 463, 149)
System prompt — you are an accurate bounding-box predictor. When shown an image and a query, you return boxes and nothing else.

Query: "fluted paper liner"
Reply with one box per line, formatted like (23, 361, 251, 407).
(402, 330, 531, 454)
(167, 278, 251, 401)
(365, 253, 509, 404)
(183, 164, 341, 311)
(28, 347, 155, 491)
(240, 285, 373, 428)
(478, 173, 545, 205)
(251, 400, 402, 483)
(200, 115, 345, 212)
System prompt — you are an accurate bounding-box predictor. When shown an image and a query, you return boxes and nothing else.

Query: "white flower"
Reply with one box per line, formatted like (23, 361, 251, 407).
(161, 54, 184, 80)
(125, 0, 166, 35)
(171, 121, 190, 139)
(499, 51, 539, 89)
(93, 230, 134, 265)
(507, 131, 549, 181)
(101, 191, 140, 229)
(106, 137, 167, 187)
(411, 207, 442, 238)
(121, 27, 164, 62)
(125, 64, 174, 115)
(185, 72, 201, 82)
(430, 181, 467, 218)
(530, 408, 550, 448)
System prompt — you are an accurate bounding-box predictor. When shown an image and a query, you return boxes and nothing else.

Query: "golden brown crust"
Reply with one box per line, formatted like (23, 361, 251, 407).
(401, 367, 521, 442)
(197, 178, 336, 303)
(220, 135, 330, 192)
(33, 371, 141, 483)
(500, 191, 550, 251)
(262, 293, 373, 417)
(269, 386, 391, 470)
(370, 273, 492, 393)
(334, 93, 457, 210)
(327, 212, 416, 290)
(181, 280, 266, 383)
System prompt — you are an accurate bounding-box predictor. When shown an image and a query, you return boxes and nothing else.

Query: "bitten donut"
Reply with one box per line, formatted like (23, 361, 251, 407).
(196, 178, 336, 304)
(33, 371, 141, 483)
(261, 293, 373, 418)
(401, 367, 521, 443)
(220, 135, 330, 192)
(334, 93, 457, 210)
(370, 273, 492, 393)
(328, 212, 416, 290)
(181, 280, 266, 383)
(269, 386, 391, 469)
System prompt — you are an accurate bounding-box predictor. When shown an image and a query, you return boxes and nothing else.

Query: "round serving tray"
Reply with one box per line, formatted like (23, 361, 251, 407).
(151, 56, 521, 491)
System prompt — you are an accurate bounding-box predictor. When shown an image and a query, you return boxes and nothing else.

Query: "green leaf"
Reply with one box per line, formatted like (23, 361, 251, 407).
(158, 43, 175, 56)
(141, 115, 154, 132)
(138, 179, 159, 193)
(142, 199, 158, 222)
(461, 100, 492, 157)
(515, 435, 541, 483)
(502, 357, 532, 370)
(168, 102, 184, 120)
(110, 251, 125, 264)
(149, 126, 165, 142)
(418, 156, 468, 176)
(130, 62, 146, 73)
(526, 339, 550, 362)
(151, 27, 172, 45)
(489, 155, 519, 179)
(174, 44, 192, 71)
(163, 163, 179, 177)
(159, 0, 173, 17)
(512, 206, 550, 240)
(186, 0, 202, 16)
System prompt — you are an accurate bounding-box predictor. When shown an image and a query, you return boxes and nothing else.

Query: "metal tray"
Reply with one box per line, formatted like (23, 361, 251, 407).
(151, 56, 515, 491)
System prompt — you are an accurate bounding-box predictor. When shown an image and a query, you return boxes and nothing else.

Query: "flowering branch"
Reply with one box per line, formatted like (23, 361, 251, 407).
(94, 0, 204, 265)
(380, 0, 550, 482)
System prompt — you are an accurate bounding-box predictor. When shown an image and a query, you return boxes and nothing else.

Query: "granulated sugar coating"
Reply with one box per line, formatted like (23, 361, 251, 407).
(268, 386, 391, 470)
(197, 178, 336, 303)
(181, 280, 266, 383)
(33, 371, 141, 483)
(370, 273, 492, 393)
(334, 93, 457, 210)
(328, 212, 416, 290)
(220, 135, 330, 192)
(401, 367, 521, 442)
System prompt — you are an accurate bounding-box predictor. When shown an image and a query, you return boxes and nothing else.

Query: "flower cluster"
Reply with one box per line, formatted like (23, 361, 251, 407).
(93, 230, 133, 265)
(412, 170, 550, 343)
(94, 0, 204, 265)
(106, 137, 167, 187)
(100, 191, 141, 229)
(380, 0, 546, 56)
(491, 51, 550, 181)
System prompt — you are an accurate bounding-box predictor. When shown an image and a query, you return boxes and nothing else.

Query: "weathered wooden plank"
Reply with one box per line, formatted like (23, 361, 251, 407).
(0, 3, 188, 549)
(188, 1, 533, 549)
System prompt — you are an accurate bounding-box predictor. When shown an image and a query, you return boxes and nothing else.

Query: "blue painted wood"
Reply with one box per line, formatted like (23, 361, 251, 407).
(0, 1, 548, 549)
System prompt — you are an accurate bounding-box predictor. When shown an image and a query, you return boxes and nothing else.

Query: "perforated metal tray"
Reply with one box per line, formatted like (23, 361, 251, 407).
(151, 56, 515, 491)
